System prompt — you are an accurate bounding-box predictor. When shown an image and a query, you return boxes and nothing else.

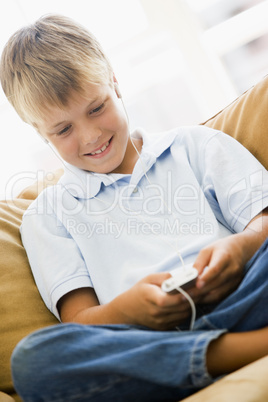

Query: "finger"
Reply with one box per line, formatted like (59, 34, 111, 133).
(152, 288, 190, 311)
(198, 277, 241, 304)
(163, 296, 191, 313)
(189, 265, 241, 300)
(142, 272, 171, 286)
(193, 247, 213, 275)
(196, 250, 230, 287)
(152, 310, 191, 330)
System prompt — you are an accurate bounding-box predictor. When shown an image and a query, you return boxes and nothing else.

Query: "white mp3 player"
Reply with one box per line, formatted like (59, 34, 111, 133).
(161, 264, 198, 294)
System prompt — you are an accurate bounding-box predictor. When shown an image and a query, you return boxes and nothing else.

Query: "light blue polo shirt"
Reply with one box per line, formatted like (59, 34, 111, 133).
(21, 126, 268, 319)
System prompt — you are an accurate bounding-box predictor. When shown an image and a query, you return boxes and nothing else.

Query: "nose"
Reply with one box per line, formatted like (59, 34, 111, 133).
(78, 125, 102, 145)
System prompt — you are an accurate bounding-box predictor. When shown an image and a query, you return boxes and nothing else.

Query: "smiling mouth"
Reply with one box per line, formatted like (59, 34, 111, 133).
(86, 138, 112, 156)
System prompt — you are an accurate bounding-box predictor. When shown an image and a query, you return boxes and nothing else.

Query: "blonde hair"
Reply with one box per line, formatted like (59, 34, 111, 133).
(0, 14, 114, 125)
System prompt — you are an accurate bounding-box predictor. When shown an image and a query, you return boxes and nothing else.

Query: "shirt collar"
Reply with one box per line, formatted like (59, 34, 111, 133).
(59, 127, 176, 199)
(59, 164, 127, 199)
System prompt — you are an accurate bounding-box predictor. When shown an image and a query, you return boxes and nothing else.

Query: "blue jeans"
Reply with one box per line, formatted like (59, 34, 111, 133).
(11, 239, 268, 402)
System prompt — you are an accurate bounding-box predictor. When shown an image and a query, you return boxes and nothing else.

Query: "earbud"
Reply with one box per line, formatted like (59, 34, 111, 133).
(114, 82, 122, 99)
(113, 73, 122, 99)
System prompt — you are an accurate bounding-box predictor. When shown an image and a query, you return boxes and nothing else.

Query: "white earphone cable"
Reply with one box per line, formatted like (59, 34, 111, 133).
(44, 92, 196, 330)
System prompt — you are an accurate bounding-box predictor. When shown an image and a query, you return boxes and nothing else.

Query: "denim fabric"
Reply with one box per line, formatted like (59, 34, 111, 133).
(11, 239, 268, 402)
(11, 324, 225, 401)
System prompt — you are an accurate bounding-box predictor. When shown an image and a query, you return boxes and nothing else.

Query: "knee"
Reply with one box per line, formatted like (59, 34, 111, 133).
(11, 325, 62, 398)
(11, 336, 41, 396)
(11, 338, 39, 398)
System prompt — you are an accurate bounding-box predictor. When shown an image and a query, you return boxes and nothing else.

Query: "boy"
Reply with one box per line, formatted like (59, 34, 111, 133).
(1, 14, 268, 401)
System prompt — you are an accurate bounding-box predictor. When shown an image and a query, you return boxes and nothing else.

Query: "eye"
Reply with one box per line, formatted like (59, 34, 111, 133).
(90, 103, 105, 115)
(57, 125, 72, 136)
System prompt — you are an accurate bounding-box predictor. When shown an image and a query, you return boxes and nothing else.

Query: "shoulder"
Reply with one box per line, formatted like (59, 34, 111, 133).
(143, 126, 221, 161)
(22, 183, 64, 219)
(167, 126, 256, 161)
(21, 183, 72, 243)
(149, 125, 220, 148)
(171, 125, 220, 146)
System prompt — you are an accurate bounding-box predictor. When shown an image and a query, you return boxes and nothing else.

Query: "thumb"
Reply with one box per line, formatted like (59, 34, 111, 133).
(142, 272, 172, 287)
(193, 247, 213, 288)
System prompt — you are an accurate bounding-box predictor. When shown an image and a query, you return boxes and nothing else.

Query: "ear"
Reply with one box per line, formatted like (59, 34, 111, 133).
(113, 73, 122, 98)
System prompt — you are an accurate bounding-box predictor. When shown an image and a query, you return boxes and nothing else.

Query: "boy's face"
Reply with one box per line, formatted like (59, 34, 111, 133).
(37, 83, 137, 174)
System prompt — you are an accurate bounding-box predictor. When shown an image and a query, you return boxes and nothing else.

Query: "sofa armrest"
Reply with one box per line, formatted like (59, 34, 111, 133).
(182, 356, 268, 401)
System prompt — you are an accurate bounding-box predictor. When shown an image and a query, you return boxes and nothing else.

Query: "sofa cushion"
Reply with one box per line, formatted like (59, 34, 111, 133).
(0, 392, 16, 402)
(182, 355, 268, 402)
(202, 74, 268, 169)
(0, 187, 59, 397)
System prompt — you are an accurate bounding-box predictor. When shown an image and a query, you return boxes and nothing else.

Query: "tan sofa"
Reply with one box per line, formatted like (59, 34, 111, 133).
(0, 75, 267, 401)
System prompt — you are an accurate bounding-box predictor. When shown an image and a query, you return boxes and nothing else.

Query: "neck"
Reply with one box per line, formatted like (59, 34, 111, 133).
(113, 137, 143, 174)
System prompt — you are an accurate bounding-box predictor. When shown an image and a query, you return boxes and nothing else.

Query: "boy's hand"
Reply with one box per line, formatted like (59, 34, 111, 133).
(112, 272, 191, 330)
(59, 273, 190, 329)
(191, 235, 245, 304)
(191, 210, 268, 304)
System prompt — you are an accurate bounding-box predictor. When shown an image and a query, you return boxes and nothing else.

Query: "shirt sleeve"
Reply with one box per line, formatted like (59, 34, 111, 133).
(198, 130, 268, 233)
(20, 188, 93, 320)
